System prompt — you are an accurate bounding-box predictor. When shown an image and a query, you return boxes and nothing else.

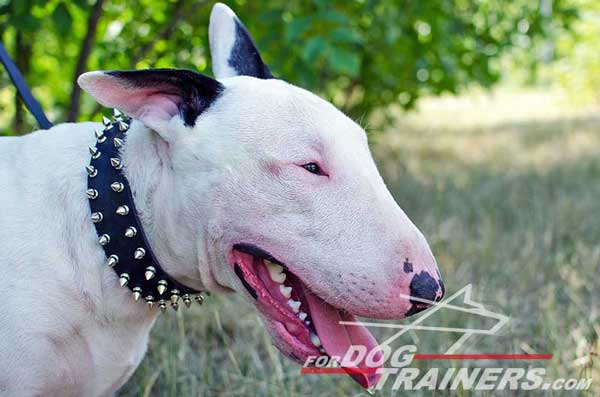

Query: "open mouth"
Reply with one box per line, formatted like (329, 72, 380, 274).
(230, 243, 383, 389)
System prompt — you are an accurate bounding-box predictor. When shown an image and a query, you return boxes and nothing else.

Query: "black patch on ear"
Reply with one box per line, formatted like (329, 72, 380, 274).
(229, 19, 273, 79)
(106, 68, 224, 127)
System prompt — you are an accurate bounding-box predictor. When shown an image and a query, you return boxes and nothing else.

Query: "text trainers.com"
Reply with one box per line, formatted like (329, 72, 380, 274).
(301, 345, 592, 391)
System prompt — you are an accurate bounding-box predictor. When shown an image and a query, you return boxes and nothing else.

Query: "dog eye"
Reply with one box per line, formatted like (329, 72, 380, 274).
(302, 163, 321, 175)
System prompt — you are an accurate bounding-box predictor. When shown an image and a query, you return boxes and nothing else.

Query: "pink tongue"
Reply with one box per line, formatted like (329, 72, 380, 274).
(304, 291, 382, 389)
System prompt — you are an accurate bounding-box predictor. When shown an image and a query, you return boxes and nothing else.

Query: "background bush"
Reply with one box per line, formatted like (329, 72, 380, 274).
(0, 0, 579, 134)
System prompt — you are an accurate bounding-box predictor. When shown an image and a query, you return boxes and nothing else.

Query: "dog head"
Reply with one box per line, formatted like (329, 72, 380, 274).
(78, 3, 443, 388)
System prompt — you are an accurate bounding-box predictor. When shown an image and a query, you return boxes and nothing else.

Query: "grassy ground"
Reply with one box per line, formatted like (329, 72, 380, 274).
(119, 89, 600, 396)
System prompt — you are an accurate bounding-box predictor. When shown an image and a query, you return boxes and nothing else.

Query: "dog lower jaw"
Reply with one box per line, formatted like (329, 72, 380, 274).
(230, 246, 384, 389)
(231, 250, 320, 355)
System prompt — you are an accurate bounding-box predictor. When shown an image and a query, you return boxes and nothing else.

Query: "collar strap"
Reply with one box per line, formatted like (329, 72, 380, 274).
(86, 109, 205, 313)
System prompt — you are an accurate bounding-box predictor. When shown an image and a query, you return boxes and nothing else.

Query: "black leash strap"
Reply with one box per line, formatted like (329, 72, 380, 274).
(0, 40, 52, 130)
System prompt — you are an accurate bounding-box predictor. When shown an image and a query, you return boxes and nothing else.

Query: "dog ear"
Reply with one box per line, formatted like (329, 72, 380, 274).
(209, 3, 273, 79)
(78, 68, 224, 134)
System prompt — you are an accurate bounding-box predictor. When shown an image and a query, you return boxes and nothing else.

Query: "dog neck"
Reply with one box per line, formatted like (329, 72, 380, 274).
(118, 121, 208, 292)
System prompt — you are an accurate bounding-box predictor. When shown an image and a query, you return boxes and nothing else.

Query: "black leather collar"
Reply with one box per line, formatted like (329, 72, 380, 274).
(86, 110, 204, 312)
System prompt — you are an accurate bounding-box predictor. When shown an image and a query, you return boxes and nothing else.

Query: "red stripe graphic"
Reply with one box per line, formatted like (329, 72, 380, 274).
(414, 354, 553, 360)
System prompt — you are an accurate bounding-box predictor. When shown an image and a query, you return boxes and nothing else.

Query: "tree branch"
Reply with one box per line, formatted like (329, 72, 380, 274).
(67, 0, 104, 122)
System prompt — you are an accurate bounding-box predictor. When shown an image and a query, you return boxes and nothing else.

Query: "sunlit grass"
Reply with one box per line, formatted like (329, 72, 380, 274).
(120, 89, 599, 396)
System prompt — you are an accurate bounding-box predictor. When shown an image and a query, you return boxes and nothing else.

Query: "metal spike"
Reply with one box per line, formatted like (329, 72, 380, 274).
(102, 116, 111, 126)
(118, 121, 128, 132)
(110, 157, 123, 170)
(159, 300, 167, 313)
(86, 165, 97, 178)
(106, 254, 119, 267)
(118, 273, 130, 287)
(113, 108, 122, 119)
(98, 234, 110, 246)
(171, 301, 179, 311)
(183, 294, 192, 308)
(170, 290, 180, 305)
(124, 226, 137, 238)
(145, 295, 155, 309)
(91, 212, 103, 223)
(195, 295, 204, 305)
(144, 266, 156, 280)
(132, 287, 142, 301)
(113, 138, 124, 148)
(116, 205, 129, 216)
(110, 182, 124, 192)
(94, 129, 106, 141)
(157, 280, 168, 295)
(86, 189, 98, 200)
(134, 248, 146, 260)
(89, 146, 101, 159)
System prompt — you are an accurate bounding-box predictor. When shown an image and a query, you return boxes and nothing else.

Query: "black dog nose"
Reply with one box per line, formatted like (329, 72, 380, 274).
(405, 271, 443, 316)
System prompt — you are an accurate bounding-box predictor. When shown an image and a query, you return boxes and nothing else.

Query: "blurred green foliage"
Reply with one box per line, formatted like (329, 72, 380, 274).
(0, 0, 577, 135)
(551, 0, 600, 104)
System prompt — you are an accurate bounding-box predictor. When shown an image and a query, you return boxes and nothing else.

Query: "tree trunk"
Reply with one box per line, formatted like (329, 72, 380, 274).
(66, 0, 104, 122)
(13, 30, 32, 134)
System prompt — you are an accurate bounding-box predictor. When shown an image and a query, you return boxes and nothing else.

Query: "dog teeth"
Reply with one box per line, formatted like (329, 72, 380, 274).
(287, 299, 301, 313)
(310, 332, 321, 347)
(265, 260, 286, 283)
(298, 311, 307, 321)
(279, 285, 292, 298)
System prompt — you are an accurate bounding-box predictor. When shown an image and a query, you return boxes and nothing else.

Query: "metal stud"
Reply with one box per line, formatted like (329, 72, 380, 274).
(195, 295, 204, 305)
(91, 212, 103, 223)
(94, 129, 106, 143)
(86, 189, 98, 200)
(145, 295, 155, 309)
(124, 226, 137, 238)
(158, 300, 167, 313)
(106, 254, 118, 267)
(89, 146, 100, 159)
(98, 234, 110, 246)
(113, 108, 122, 119)
(183, 294, 192, 308)
(144, 266, 156, 280)
(134, 248, 146, 260)
(132, 287, 142, 301)
(113, 138, 124, 148)
(118, 273, 130, 287)
(157, 280, 168, 295)
(171, 301, 179, 311)
(116, 205, 129, 216)
(86, 165, 97, 178)
(170, 290, 180, 305)
(111, 182, 124, 192)
(118, 121, 128, 132)
(110, 157, 123, 170)
(102, 116, 112, 126)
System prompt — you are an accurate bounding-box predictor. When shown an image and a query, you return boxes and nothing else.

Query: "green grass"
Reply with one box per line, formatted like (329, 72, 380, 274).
(119, 89, 600, 396)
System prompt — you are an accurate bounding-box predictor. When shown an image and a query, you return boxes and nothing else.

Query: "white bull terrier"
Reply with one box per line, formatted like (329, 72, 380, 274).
(0, 3, 443, 395)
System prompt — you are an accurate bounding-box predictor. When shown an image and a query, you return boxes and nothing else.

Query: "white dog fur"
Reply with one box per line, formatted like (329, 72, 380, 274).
(0, 3, 442, 396)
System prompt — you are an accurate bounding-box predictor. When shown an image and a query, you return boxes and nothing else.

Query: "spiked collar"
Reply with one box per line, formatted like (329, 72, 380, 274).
(86, 110, 204, 313)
